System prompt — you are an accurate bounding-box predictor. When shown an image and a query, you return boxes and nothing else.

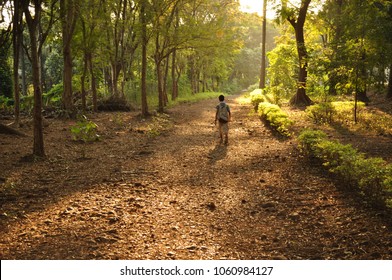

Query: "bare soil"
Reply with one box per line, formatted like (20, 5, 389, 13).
(1, 95, 391, 260)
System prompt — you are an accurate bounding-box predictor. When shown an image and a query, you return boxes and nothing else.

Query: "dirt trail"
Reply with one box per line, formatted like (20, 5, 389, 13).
(1, 95, 391, 259)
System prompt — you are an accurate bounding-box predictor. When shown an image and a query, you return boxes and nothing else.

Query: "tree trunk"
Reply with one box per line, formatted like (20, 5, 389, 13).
(388, 64, 392, 98)
(156, 60, 165, 113)
(171, 49, 178, 100)
(140, 0, 149, 117)
(259, 0, 267, 89)
(13, 0, 22, 125)
(81, 52, 88, 111)
(24, 2, 45, 157)
(61, 0, 77, 116)
(88, 53, 98, 112)
(163, 57, 169, 105)
(288, 0, 312, 106)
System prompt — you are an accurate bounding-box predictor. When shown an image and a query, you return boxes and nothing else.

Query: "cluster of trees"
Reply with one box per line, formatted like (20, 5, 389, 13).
(1, 0, 392, 157)
(268, 0, 392, 105)
(0, 0, 275, 156)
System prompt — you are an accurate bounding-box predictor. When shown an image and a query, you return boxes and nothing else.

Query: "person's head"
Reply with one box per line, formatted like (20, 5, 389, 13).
(219, 95, 225, 102)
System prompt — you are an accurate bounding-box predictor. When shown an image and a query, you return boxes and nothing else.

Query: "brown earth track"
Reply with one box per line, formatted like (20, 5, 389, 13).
(0, 95, 391, 259)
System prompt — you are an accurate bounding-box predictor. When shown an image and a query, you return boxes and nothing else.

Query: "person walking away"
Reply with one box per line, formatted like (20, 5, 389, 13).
(215, 95, 231, 145)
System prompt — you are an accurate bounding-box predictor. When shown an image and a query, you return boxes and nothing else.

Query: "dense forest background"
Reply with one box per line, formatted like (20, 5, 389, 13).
(1, 0, 392, 157)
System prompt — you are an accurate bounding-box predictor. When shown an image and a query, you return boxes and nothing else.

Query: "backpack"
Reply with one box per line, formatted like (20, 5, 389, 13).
(217, 103, 229, 123)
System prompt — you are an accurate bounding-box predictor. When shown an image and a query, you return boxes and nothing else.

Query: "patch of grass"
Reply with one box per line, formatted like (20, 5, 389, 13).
(169, 92, 225, 107)
(306, 101, 392, 136)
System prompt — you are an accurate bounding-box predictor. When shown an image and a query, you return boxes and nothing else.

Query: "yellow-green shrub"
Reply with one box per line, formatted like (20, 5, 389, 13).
(258, 102, 293, 136)
(250, 89, 274, 110)
(306, 101, 365, 124)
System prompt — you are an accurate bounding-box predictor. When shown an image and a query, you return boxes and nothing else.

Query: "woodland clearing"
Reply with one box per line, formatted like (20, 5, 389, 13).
(0, 94, 392, 260)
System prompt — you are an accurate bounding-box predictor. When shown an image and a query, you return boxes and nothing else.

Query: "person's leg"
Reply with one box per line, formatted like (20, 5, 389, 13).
(218, 123, 223, 143)
(222, 123, 229, 145)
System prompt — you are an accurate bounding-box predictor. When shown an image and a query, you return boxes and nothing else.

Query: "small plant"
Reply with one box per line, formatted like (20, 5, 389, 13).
(146, 113, 173, 138)
(258, 102, 293, 137)
(70, 115, 100, 143)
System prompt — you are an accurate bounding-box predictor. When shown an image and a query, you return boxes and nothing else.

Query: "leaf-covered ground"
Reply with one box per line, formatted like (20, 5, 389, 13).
(1, 95, 391, 259)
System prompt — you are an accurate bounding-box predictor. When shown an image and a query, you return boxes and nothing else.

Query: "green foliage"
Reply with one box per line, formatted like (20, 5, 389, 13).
(43, 83, 63, 106)
(298, 129, 392, 208)
(70, 116, 100, 143)
(266, 35, 297, 100)
(0, 43, 12, 99)
(249, 89, 275, 110)
(0, 95, 13, 113)
(258, 102, 293, 137)
(297, 129, 328, 155)
(306, 101, 366, 124)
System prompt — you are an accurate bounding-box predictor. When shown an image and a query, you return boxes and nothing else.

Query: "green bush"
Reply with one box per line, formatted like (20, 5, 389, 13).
(306, 101, 365, 124)
(297, 129, 327, 154)
(298, 129, 392, 208)
(249, 89, 274, 110)
(43, 83, 63, 106)
(258, 102, 293, 136)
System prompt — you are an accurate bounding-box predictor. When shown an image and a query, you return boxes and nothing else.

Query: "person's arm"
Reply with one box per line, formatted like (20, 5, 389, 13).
(215, 108, 218, 125)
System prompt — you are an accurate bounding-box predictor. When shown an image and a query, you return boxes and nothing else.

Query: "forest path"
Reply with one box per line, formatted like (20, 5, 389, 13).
(1, 95, 391, 259)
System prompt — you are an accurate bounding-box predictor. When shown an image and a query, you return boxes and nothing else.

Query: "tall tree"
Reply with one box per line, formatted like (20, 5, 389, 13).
(23, 0, 56, 157)
(23, 0, 45, 157)
(12, 0, 23, 124)
(278, 0, 312, 105)
(60, 0, 78, 116)
(259, 0, 267, 89)
(140, 0, 149, 116)
(78, 0, 103, 111)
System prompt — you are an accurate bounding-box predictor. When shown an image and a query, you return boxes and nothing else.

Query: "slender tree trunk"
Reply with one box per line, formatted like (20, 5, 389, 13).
(140, 0, 148, 117)
(88, 53, 98, 111)
(60, 0, 77, 115)
(13, 0, 22, 125)
(163, 57, 169, 105)
(21, 39, 27, 95)
(388, 64, 392, 98)
(81, 52, 88, 111)
(328, 0, 343, 95)
(156, 60, 165, 113)
(24, 1, 45, 157)
(171, 49, 178, 100)
(259, 0, 267, 89)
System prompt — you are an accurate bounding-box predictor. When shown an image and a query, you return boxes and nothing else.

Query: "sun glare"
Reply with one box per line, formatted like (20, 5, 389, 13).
(239, 0, 276, 19)
(240, 0, 263, 15)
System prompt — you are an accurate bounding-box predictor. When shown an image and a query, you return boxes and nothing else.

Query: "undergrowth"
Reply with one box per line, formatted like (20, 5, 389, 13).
(258, 102, 293, 137)
(298, 129, 392, 208)
(306, 101, 392, 136)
